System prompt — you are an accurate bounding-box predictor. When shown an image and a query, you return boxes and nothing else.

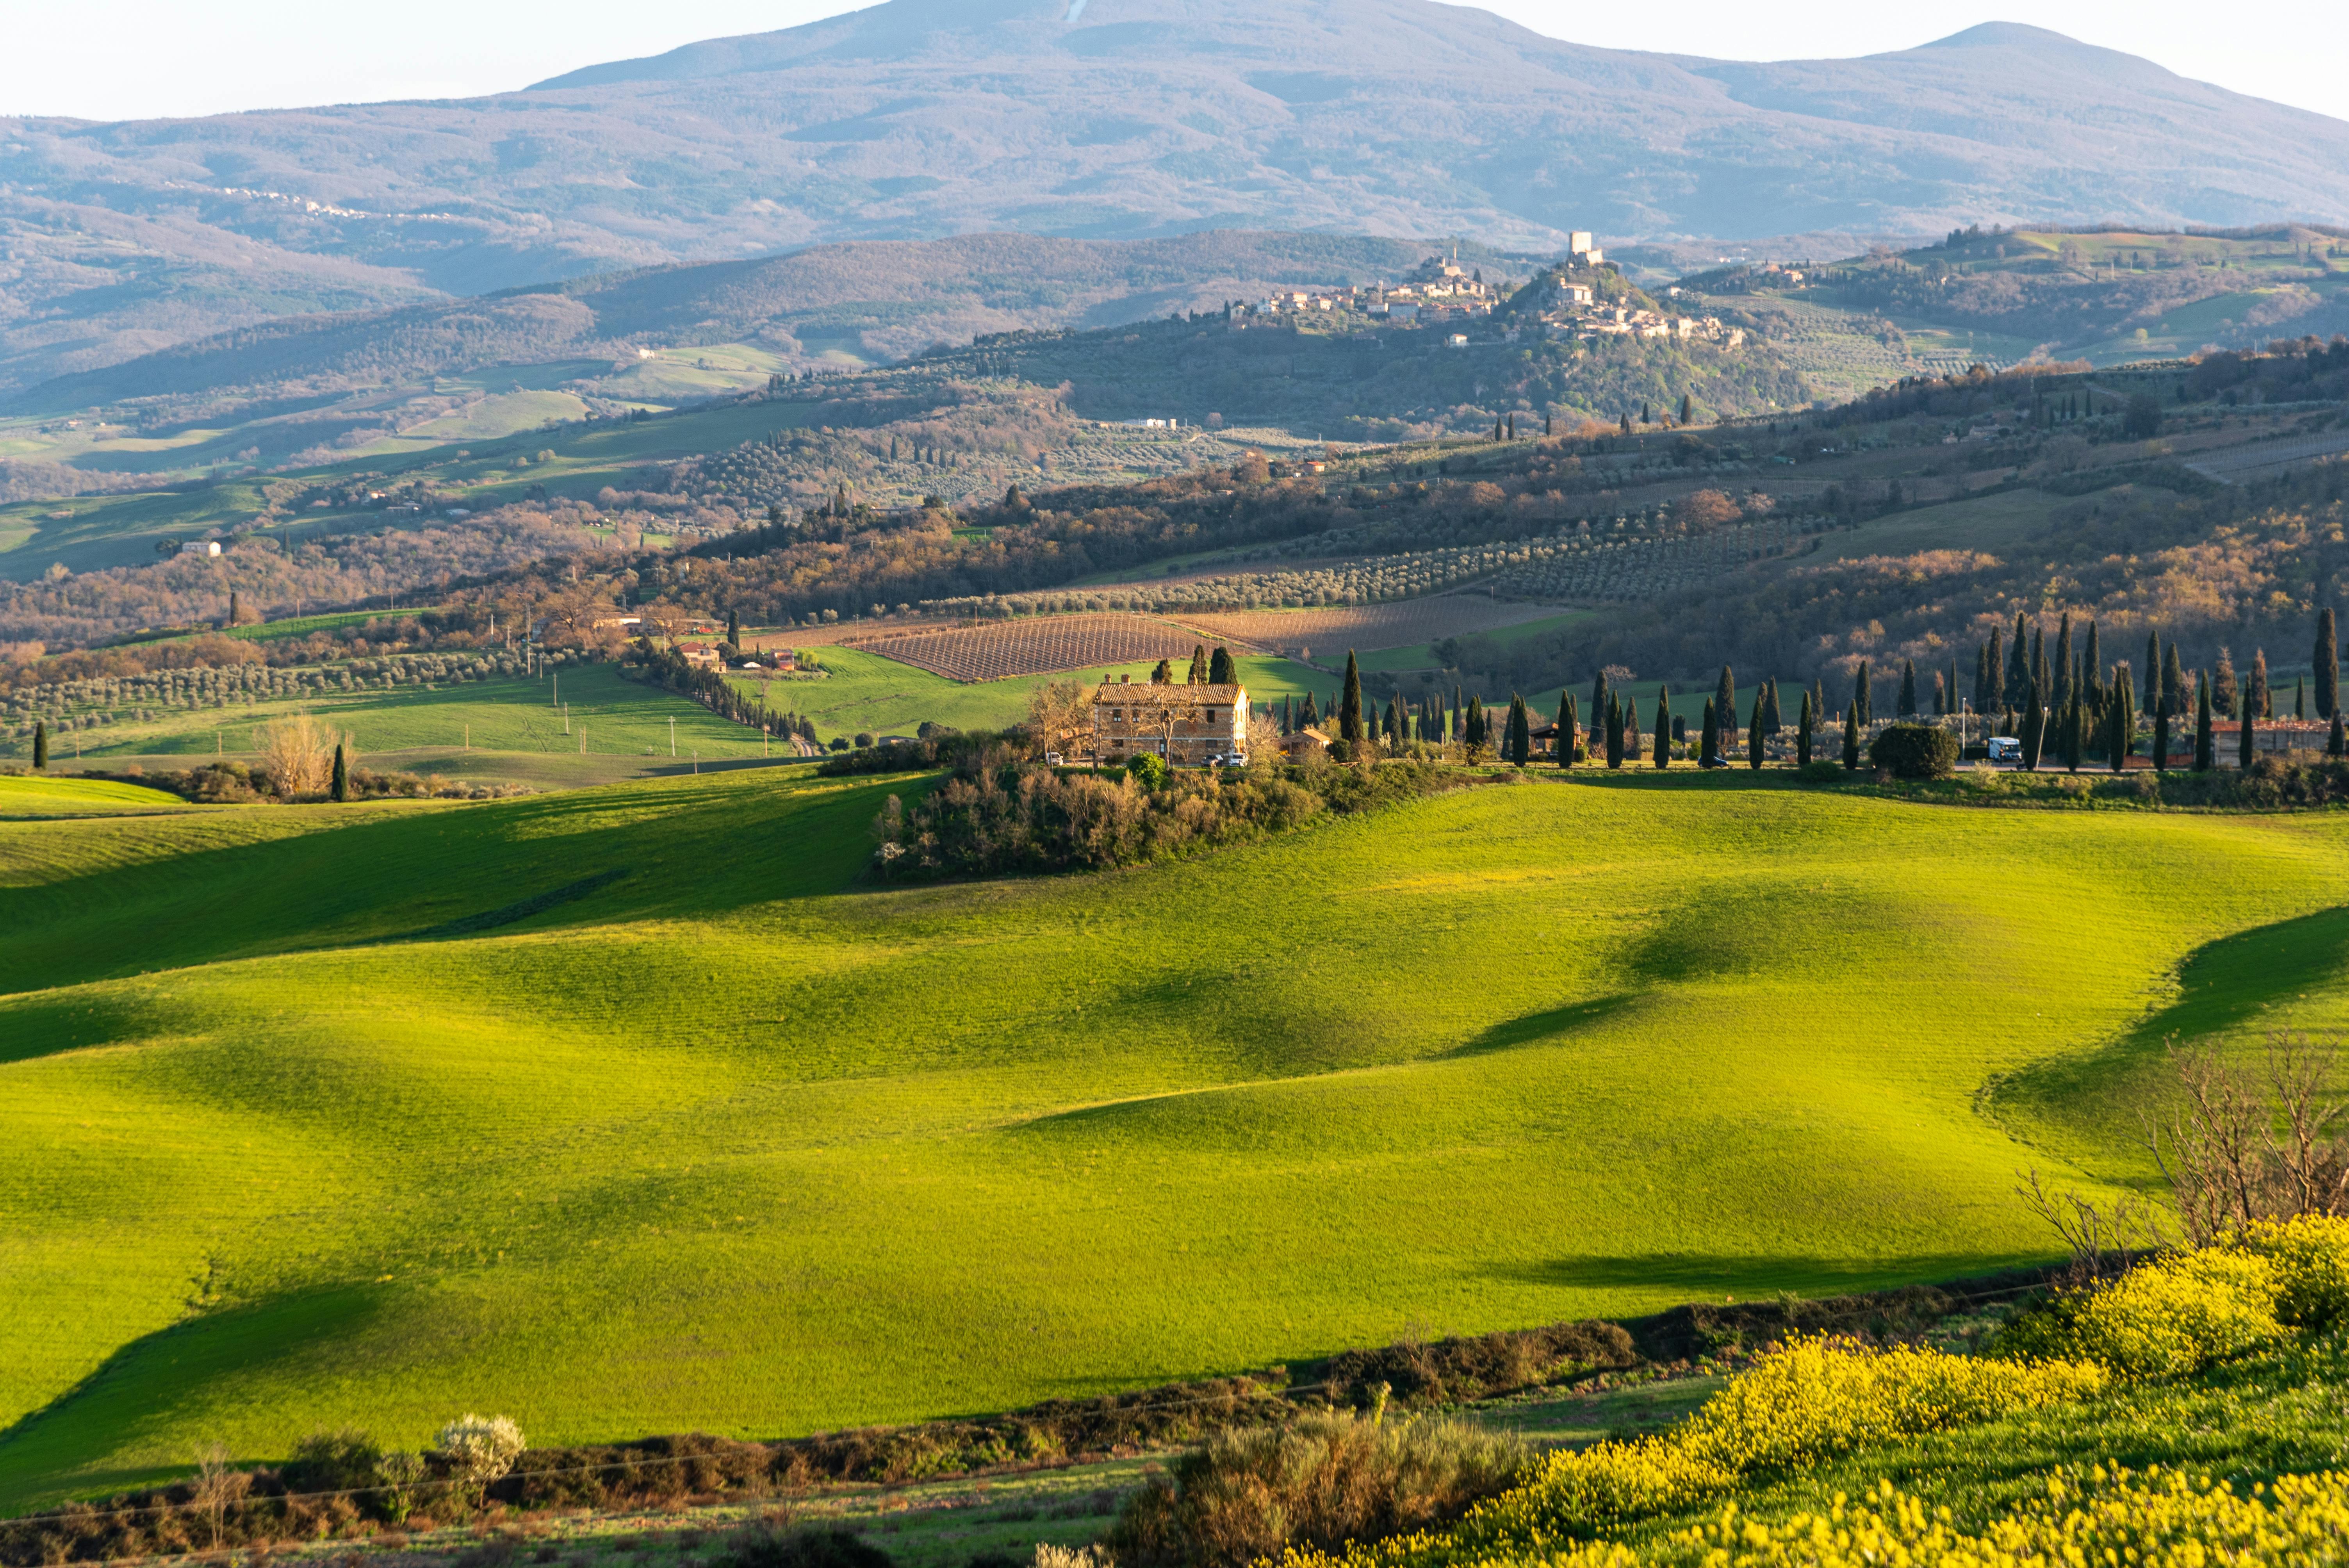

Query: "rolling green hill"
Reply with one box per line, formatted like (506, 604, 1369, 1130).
(5, 766, 2348, 1507)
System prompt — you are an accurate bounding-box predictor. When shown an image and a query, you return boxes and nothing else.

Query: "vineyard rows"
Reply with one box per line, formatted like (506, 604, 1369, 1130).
(843, 613, 1208, 681)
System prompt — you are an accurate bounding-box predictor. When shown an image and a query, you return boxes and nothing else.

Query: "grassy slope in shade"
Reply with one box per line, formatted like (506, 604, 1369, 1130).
(6, 773, 2349, 1506)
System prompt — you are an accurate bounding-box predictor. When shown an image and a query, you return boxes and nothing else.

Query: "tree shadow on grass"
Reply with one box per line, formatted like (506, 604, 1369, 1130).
(1987, 902, 2349, 1136)
(1441, 994, 1639, 1058)
(0, 1283, 389, 1509)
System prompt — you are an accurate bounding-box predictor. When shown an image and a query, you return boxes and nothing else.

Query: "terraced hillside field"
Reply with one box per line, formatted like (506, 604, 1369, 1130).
(6, 769, 2349, 1507)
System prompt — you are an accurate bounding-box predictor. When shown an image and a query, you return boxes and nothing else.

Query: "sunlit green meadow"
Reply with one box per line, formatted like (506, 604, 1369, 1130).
(3, 768, 2345, 1509)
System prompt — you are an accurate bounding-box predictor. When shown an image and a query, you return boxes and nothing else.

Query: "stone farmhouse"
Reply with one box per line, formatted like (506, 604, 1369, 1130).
(1090, 677, 1250, 764)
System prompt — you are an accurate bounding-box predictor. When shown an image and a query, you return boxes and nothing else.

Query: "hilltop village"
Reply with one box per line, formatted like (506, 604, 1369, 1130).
(1230, 239, 1748, 349)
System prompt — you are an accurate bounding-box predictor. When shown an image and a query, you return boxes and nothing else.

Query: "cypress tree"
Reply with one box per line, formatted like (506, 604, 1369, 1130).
(1653, 686, 1672, 768)
(1339, 650, 1365, 743)
(1700, 698, 1719, 765)
(1853, 659, 1872, 727)
(1947, 654, 1960, 718)
(1299, 691, 1318, 729)
(229, 590, 242, 629)
(2333, 710, 2347, 759)
(2240, 694, 2256, 769)
(1932, 669, 1947, 716)
(1209, 645, 1236, 684)
(1714, 666, 1737, 754)
(1622, 691, 1641, 757)
(2020, 674, 2044, 771)
(2160, 640, 2187, 718)
(2193, 672, 2215, 770)
(1467, 696, 1487, 752)
(727, 608, 741, 647)
(1151, 658, 1173, 685)
(2083, 623, 2102, 708)
(2062, 695, 2084, 773)
(1812, 675, 1826, 731)
(2212, 647, 2239, 718)
(1797, 690, 1814, 766)
(2152, 702, 2171, 772)
(1747, 697, 1766, 768)
(331, 742, 349, 803)
(1558, 694, 1577, 767)
(2030, 623, 2048, 703)
(2053, 613, 2073, 711)
(1842, 699, 1862, 770)
(2007, 613, 2030, 707)
(1606, 694, 1625, 769)
(2322, 608, 2342, 720)
(2144, 631, 2162, 715)
(1679, 392, 1693, 424)
(1515, 696, 1535, 766)
(1187, 642, 1209, 684)
(1898, 659, 1917, 718)
(1977, 633, 1999, 714)
(1761, 679, 1782, 736)
(32, 720, 47, 771)
(1589, 671, 1608, 734)
(2249, 648, 2270, 719)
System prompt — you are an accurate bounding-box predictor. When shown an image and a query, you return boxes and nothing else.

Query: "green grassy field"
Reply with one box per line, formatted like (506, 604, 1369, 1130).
(0, 775, 191, 817)
(757, 649, 1331, 740)
(9, 665, 779, 779)
(5, 767, 2349, 1508)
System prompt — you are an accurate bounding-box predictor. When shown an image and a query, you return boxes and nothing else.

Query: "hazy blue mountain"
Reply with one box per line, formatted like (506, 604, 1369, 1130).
(3, 0, 2345, 392)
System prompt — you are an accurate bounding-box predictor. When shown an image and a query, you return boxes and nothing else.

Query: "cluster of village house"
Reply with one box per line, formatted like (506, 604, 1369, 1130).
(1227, 236, 1743, 350)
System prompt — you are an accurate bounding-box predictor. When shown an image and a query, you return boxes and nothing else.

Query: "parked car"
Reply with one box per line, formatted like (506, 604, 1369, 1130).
(1986, 736, 2023, 762)
(1043, 752, 1064, 766)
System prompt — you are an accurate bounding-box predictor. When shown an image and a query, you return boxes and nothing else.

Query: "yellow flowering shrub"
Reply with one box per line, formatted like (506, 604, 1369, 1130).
(2241, 1213, 2349, 1330)
(1297, 1339, 2105, 1568)
(1536, 1468, 2349, 1568)
(1997, 1246, 2282, 1377)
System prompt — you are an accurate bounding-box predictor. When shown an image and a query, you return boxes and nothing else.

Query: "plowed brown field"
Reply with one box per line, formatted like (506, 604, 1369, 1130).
(1183, 596, 1556, 654)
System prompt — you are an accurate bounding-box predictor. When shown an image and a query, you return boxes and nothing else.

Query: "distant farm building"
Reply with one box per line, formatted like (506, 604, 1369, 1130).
(1091, 678, 1249, 764)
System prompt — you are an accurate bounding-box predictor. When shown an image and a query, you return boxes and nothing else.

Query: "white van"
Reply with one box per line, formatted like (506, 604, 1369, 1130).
(1986, 736, 2023, 763)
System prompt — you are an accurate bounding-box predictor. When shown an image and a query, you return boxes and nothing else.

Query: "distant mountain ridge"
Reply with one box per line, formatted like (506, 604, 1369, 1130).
(3, 0, 2347, 392)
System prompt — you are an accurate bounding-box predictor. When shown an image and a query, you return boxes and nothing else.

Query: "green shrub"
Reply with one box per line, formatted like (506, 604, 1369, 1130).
(1868, 724, 1959, 779)
(1799, 760, 1846, 783)
(281, 1427, 383, 1495)
(718, 1528, 895, 1568)
(1127, 752, 1171, 791)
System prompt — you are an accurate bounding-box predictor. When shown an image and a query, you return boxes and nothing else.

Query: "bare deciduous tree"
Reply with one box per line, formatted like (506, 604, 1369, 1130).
(259, 713, 336, 799)
(189, 1442, 247, 1549)
(2144, 1031, 2349, 1245)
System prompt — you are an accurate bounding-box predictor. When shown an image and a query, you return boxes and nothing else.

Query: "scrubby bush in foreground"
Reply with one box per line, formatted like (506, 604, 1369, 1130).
(1113, 1413, 1528, 1568)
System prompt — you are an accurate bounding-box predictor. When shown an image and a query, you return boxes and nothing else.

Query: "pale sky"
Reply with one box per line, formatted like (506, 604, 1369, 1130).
(0, 0, 2343, 124)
